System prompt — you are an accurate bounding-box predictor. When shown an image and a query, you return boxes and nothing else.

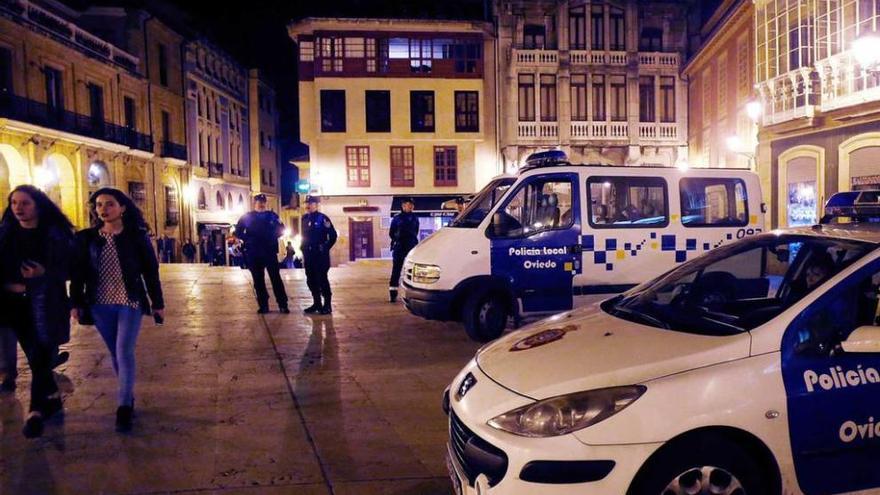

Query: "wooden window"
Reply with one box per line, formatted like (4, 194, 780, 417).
(124, 96, 136, 129)
(165, 186, 179, 226)
(571, 74, 587, 121)
(44, 66, 63, 112)
(410, 91, 434, 132)
(454, 91, 479, 132)
(346, 146, 370, 187)
(591, 5, 605, 50)
(610, 6, 626, 51)
(660, 76, 676, 122)
(433, 146, 457, 187)
(639, 27, 663, 51)
(569, 6, 587, 50)
(390, 146, 414, 187)
(365, 90, 391, 132)
(610, 75, 626, 121)
(592, 74, 606, 121)
(129, 181, 147, 209)
(320, 90, 346, 132)
(539, 74, 557, 121)
(523, 24, 546, 49)
(518, 74, 535, 121)
(639, 76, 655, 122)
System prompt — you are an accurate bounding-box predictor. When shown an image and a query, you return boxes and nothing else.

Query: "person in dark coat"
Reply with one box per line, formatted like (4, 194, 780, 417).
(301, 196, 337, 314)
(181, 240, 196, 263)
(235, 194, 289, 313)
(70, 187, 164, 433)
(0, 185, 75, 438)
(388, 197, 420, 302)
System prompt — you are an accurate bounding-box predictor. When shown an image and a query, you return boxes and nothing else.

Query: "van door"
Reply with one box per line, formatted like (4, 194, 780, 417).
(488, 173, 580, 314)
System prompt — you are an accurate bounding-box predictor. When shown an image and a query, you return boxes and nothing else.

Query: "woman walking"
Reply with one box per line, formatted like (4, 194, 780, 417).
(0, 185, 74, 438)
(71, 188, 164, 432)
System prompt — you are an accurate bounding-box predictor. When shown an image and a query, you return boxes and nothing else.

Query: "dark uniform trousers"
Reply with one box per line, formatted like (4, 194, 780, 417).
(304, 250, 331, 307)
(249, 254, 288, 310)
(390, 243, 416, 290)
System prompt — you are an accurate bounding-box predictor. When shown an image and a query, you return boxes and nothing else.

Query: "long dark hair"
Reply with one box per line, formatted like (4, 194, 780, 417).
(88, 187, 148, 232)
(1, 184, 74, 232)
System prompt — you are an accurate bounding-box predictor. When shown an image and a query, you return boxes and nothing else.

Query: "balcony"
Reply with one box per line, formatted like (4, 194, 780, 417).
(0, 94, 153, 151)
(517, 122, 559, 139)
(570, 121, 629, 140)
(756, 68, 818, 126)
(638, 52, 680, 69)
(638, 122, 679, 141)
(1, 0, 139, 72)
(161, 141, 187, 161)
(207, 162, 224, 178)
(513, 49, 559, 67)
(815, 52, 880, 113)
(570, 50, 628, 66)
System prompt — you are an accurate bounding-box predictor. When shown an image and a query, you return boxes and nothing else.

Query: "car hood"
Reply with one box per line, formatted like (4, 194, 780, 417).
(476, 304, 752, 400)
(405, 226, 484, 266)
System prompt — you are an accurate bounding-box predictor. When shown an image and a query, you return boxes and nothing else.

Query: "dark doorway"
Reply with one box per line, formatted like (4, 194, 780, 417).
(349, 219, 373, 261)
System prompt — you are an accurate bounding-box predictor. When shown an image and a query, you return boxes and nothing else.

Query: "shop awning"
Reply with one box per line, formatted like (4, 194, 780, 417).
(391, 195, 464, 213)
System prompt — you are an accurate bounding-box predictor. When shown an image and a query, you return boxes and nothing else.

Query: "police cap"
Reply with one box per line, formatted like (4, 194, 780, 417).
(402, 197, 415, 205)
(305, 195, 321, 204)
(253, 193, 268, 202)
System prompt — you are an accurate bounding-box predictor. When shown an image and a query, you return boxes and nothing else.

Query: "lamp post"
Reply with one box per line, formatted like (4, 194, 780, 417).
(853, 32, 880, 74)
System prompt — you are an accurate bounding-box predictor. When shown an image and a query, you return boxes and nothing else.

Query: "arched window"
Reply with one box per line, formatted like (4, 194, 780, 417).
(198, 188, 207, 209)
(227, 192, 233, 210)
(216, 191, 224, 208)
(87, 161, 111, 195)
(238, 194, 244, 206)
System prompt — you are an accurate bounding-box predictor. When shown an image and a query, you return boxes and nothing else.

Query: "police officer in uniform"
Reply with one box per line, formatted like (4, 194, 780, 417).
(389, 197, 420, 302)
(235, 194, 289, 314)
(302, 196, 337, 314)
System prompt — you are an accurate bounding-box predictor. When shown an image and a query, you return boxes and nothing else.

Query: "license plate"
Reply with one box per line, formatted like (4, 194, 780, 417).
(446, 450, 463, 495)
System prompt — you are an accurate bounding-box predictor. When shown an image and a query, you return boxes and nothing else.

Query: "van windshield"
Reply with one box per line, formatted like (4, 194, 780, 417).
(450, 178, 516, 228)
(603, 235, 875, 336)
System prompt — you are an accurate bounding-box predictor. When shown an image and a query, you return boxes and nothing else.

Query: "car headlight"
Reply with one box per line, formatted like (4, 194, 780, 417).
(412, 263, 441, 284)
(487, 385, 646, 437)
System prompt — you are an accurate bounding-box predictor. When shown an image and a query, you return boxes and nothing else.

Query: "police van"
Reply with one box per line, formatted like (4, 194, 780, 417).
(402, 151, 765, 341)
(444, 190, 880, 495)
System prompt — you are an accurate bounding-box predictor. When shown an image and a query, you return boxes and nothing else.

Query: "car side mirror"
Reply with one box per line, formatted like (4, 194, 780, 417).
(841, 326, 880, 354)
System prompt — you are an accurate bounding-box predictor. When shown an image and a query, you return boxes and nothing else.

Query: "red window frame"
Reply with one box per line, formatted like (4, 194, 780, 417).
(390, 146, 415, 187)
(346, 146, 371, 187)
(433, 146, 457, 187)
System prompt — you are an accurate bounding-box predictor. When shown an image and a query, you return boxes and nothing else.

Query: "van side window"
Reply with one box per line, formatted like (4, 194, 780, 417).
(587, 176, 668, 228)
(680, 178, 748, 227)
(491, 178, 574, 238)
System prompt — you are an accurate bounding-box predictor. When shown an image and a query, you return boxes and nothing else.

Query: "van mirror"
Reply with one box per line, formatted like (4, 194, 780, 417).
(841, 326, 880, 354)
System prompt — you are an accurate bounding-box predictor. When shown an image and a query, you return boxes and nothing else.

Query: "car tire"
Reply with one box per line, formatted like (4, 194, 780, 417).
(463, 291, 508, 342)
(628, 434, 771, 495)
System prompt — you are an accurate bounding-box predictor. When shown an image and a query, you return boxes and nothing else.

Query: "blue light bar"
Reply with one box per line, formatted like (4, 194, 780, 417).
(821, 190, 880, 224)
(522, 150, 568, 171)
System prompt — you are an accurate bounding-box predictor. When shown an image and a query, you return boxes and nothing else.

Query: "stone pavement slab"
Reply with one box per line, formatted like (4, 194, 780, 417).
(0, 262, 480, 494)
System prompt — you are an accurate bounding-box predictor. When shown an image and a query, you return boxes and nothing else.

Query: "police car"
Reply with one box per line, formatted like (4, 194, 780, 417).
(403, 151, 765, 342)
(443, 190, 880, 495)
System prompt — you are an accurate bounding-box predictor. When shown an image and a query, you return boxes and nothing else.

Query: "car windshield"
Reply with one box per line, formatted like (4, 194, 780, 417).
(602, 234, 876, 336)
(450, 177, 516, 228)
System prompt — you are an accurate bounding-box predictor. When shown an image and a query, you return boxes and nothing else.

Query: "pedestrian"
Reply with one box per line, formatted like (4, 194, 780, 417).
(389, 198, 420, 302)
(235, 193, 289, 314)
(182, 239, 196, 263)
(283, 241, 295, 269)
(70, 187, 164, 433)
(0, 185, 75, 437)
(301, 196, 336, 314)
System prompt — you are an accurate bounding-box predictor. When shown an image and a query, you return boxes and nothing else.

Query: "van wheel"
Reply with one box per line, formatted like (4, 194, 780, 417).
(463, 292, 508, 342)
(628, 435, 768, 495)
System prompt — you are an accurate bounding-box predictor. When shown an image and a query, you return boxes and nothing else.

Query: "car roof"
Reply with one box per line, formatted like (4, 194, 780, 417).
(777, 223, 880, 245)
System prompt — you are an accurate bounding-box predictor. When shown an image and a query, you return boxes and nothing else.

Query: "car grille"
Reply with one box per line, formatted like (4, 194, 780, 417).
(449, 410, 508, 487)
(404, 262, 413, 283)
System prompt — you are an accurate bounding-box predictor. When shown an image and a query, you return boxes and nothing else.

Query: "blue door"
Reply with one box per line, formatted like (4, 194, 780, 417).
(489, 173, 581, 314)
(782, 257, 880, 494)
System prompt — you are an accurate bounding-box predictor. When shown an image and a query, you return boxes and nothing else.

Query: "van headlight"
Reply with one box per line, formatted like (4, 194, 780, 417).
(487, 385, 646, 437)
(412, 263, 441, 284)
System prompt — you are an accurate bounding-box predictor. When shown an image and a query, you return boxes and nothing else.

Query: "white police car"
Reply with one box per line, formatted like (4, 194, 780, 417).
(444, 190, 880, 494)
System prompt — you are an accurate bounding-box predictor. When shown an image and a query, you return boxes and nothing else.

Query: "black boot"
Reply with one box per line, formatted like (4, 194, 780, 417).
(303, 303, 321, 314)
(389, 289, 398, 303)
(116, 404, 134, 432)
(319, 298, 332, 315)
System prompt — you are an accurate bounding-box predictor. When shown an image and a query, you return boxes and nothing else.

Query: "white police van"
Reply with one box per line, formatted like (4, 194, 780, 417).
(444, 190, 880, 495)
(402, 151, 765, 341)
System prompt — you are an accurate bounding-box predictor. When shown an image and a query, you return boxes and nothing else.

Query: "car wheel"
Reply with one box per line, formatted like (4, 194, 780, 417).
(463, 291, 508, 342)
(628, 435, 771, 495)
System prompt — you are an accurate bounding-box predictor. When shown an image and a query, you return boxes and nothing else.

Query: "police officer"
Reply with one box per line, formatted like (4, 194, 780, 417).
(235, 194, 289, 314)
(389, 197, 420, 302)
(302, 196, 337, 314)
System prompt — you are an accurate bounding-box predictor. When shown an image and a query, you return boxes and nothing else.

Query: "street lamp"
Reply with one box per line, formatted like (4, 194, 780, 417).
(726, 135, 756, 170)
(853, 32, 880, 73)
(34, 167, 56, 190)
(745, 100, 763, 124)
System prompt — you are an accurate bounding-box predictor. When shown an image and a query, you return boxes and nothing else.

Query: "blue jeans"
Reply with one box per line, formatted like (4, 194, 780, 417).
(91, 305, 143, 406)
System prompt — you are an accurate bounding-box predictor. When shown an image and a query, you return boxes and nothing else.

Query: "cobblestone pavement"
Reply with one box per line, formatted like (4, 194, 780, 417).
(0, 261, 480, 494)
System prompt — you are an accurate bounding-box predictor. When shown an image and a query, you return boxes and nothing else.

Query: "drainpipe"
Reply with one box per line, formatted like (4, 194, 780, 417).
(140, 11, 160, 234)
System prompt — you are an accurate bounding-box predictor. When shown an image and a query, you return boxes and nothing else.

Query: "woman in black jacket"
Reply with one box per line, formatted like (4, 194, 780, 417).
(70, 188, 164, 432)
(0, 185, 75, 438)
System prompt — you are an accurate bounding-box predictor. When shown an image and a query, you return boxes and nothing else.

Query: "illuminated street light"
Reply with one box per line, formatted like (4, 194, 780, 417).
(34, 167, 56, 189)
(853, 32, 880, 72)
(283, 228, 292, 238)
(183, 183, 198, 203)
(676, 158, 689, 171)
(745, 100, 762, 123)
(726, 135, 744, 152)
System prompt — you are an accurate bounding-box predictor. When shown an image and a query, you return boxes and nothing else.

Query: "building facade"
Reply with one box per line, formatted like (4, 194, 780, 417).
(754, 0, 880, 228)
(0, 0, 186, 242)
(684, 0, 757, 173)
(495, 0, 689, 170)
(288, 17, 498, 265)
(183, 38, 252, 259)
(248, 69, 281, 212)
